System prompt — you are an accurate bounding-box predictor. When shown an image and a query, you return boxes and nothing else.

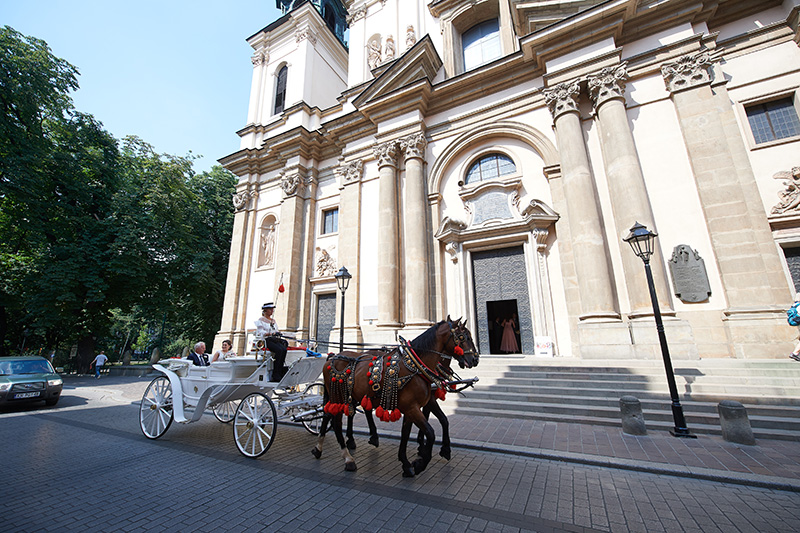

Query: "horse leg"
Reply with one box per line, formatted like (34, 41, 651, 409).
(345, 408, 357, 450)
(332, 413, 357, 471)
(311, 412, 331, 459)
(429, 399, 451, 460)
(417, 402, 432, 455)
(406, 409, 435, 476)
(365, 408, 379, 447)
(397, 416, 416, 478)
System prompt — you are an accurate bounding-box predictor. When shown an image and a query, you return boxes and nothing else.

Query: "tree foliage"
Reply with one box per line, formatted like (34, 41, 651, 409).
(0, 26, 237, 368)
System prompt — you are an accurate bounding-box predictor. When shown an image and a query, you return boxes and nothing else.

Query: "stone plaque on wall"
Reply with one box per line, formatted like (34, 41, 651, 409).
(668, 244, 711, 303)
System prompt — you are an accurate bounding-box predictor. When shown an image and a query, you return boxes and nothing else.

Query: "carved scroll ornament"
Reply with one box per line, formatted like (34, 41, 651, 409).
(232, 190, 258, 211)
(661, 52, 713, 93)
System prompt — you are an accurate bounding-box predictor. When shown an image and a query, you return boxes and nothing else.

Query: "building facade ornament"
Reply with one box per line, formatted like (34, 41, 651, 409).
(346, 6, 367, 24)
(384, 35, 395, 62)
(587, 63, 629, 108)
(543, 81, 581, 120)
(296, 28, 318, 45)
(771, 166, 800, 214)
(335, 159, 364, 185)
(661, 52, 714, 93)
(399, 132, 427, 160)
(280, 173, 303, 196)
(232, 190, 258, 211)
(315, 247, 337, 277)
(373, 141, 399, 168)
(251, 51, 267, 67)
(367, 37, 382, 70)
(406, 25, 416, 48)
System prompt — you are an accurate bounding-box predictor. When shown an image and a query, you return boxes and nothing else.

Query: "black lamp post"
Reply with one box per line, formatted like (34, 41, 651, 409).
(624, 222, 695, 438)
(334, 266, 352, 352)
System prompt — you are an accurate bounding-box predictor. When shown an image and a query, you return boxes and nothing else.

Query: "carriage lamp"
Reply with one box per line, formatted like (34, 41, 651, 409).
(624, 222, 695, 438)
(335, 266, 352, 352)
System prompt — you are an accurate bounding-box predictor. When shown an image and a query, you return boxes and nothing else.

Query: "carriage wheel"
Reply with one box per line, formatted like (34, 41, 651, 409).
(213, 400, 239, 424)
(139, 376, 174, 439)
(300, 382, 325, 435)
(233, 393, 277, 458)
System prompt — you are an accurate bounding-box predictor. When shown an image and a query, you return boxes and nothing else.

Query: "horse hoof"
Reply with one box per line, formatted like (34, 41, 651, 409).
(412, 459, 426, 475)
(440, 448, 451, 461)
(402, 469, 415, 478)
(368, 436, 379, 447)
(344, 462, 358, 472)
(346, 439, 357, 451)
(311, 447, 322, 459)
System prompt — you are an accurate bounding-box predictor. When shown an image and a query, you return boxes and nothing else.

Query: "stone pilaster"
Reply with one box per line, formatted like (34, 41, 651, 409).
(588, 63, 673, 317)
(544, 81, 618, 321)
(399, 132, 432, 326)
(374, 141, 401, 327)
(334, 159, 364, 344)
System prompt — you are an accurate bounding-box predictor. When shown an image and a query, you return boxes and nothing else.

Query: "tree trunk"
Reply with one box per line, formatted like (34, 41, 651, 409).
(76, 335, 96, 374)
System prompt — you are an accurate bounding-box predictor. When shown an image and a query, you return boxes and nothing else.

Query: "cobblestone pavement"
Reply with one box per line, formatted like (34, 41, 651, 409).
(2, 375, 800, 532)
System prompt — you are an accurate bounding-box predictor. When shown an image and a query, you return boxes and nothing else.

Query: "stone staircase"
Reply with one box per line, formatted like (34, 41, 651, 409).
(445, 356, 800, 441)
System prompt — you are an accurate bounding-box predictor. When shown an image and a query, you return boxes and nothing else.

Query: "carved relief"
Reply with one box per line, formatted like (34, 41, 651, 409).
(281, 174, 303, 196)
(335, 159, 364, 185)
(296, 29, 318, 45)
(315, 247, 337, 277)
(373, 141, 398, 168)
(406, 25, 416, 48)
(347, 6, 367, 24)
(258, 217, 277, 269)
(661, 52, 713, 93)
(367, 37, 382, 70)
(399, 132, 427, 160)
(445, 242, 460, 263)
(384, 35, 395, 61)
(251, 51, 267, 67)
(771, 166, 800, 214)
(587, 63, 629, 108)
(543, 81, 580, 120)
(232, 190, 258, 211)
(669, 245, 711, 302)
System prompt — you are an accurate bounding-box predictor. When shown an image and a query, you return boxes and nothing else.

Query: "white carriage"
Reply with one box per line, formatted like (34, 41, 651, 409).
(138, 346, 326, 458)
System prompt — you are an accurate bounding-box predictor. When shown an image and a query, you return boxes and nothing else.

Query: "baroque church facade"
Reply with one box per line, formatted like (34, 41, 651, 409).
(217, 0, 800, 360)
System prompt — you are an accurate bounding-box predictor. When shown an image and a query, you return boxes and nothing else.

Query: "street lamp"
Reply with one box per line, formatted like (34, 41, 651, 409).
(624, 222, 695, 438)
(334, 266, 352, 352)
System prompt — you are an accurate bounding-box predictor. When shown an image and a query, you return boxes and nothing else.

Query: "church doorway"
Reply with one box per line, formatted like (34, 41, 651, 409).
(471, 246, 533, 354)
(486, 299, 521, 354)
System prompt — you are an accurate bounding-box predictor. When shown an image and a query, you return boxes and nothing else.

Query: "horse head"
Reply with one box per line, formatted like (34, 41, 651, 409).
(445, 315, 479, 369)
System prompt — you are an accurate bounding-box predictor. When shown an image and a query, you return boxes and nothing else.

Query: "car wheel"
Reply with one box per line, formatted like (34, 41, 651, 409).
(45, 398, 59, 406)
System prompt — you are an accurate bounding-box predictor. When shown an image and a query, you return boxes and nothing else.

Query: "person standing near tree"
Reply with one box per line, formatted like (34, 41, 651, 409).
(90, 350, 108, 379)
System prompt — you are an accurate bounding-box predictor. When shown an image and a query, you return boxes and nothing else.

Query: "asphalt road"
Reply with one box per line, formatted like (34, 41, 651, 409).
(3, 375, 800, 532)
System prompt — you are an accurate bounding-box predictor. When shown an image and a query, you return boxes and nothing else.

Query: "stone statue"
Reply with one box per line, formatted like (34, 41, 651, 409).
(771, 167, 800, 214)
(259, 223, 276, 268)
(406, 25, 416, 48)
(367, 37, 381, 70)
(384, 35, 395, 61)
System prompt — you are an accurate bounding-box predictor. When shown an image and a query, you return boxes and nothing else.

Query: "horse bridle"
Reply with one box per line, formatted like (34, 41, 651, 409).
(446, 320, 478, 361)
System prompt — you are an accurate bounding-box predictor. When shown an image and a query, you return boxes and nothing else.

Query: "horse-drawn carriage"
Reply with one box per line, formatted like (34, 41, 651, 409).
(138, 341, 326, 458)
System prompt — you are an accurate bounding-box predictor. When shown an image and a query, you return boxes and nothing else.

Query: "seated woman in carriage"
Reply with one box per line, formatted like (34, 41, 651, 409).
(255, 302, 288, 382)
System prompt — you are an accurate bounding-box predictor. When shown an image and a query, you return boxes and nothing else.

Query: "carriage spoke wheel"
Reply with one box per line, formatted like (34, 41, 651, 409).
(139, 376, 174, 439)
(300, 382, 325, 435)
(213, 400, 239, 423)
(234, 393, 277, 458)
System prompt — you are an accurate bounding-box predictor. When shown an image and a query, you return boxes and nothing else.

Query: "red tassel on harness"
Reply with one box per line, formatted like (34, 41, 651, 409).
(391, 409, 402, 422)
(454, 346, 464, 356)
(375, 406, 385, 419)
(436, 388, 447, 401)
(361, 396, 373, 411)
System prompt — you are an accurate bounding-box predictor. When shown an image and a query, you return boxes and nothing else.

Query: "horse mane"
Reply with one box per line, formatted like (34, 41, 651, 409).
(410, 320, 447, 353)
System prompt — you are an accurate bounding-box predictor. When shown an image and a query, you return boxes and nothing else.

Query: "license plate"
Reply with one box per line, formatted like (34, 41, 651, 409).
(14, 392, 41, 399)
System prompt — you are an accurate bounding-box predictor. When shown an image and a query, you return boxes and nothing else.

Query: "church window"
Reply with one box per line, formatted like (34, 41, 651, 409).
(746, 97, 800, 144)
(322, 207, 338, 234)
(462, 19, 501, 71)
(465, 153, 516, 184)
(274, 65, 288, 115)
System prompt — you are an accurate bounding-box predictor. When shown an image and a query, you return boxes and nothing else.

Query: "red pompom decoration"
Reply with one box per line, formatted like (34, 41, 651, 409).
(436, 388, 447, 401)
(375, 406, 385, 419)
(391, 409, 402, 422)
(454, 346, 464, 356)
(369, 379, 374, 385)
(278, 283, 285, 293)
(361, 397, 373, 411)
(345, 368, 351, 374)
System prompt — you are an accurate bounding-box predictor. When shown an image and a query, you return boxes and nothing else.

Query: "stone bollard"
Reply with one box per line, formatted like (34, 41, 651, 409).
(718, 400, 756, 445)
(620, 396, 647, 435)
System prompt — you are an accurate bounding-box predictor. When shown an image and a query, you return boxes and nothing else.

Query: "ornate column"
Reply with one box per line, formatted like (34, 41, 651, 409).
(247, 50, 268, 125)
(216, 185, 259, 354)
(375, 141, 401, 327)
(400, 132, 432, 326)
(334, 159, 364, 342)
(544, 81, 618, 320)
(588, 63, 672, 317)
(662, 52, 790, 308)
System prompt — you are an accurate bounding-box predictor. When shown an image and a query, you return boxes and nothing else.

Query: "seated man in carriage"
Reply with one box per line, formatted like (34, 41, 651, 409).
(255, 302, 288, 382)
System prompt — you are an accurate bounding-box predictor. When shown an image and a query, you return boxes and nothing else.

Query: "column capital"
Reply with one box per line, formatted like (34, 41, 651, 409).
(280, 173, 304, 197)
(374, 141, 399, 168)
(346, 6, 367, 24)
(232, 189, 258, 211)
(251, 51, 267, 67)
(661, 52, 714, 93)
(334, 159, 364, 186)
(588, 63, 628, 109)
(399, 132, 427, 161)
(544, 81, 581, 121)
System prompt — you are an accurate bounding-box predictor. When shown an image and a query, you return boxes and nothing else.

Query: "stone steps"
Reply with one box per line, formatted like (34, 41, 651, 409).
(448, 357, 800, 441)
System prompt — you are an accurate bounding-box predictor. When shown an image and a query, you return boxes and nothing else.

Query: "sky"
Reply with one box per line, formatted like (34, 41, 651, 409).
(4, 0, 284, 173)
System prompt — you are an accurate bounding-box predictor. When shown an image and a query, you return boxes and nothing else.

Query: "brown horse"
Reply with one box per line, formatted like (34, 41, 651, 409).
(312, 317, 478, 477)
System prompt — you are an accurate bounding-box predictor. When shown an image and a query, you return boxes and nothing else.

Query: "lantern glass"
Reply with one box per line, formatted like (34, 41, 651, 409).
(335, 266, 351, 292)
(624, 222, 657, 262)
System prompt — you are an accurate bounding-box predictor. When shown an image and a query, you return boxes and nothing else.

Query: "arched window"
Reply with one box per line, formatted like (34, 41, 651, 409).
(274, 65, 288, 115)
(462, 19, 501, 71)
(465, 153, 516, 184)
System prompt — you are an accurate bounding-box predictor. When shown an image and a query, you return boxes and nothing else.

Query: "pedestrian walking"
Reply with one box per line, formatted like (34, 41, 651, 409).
(90, 350, 108, 378)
